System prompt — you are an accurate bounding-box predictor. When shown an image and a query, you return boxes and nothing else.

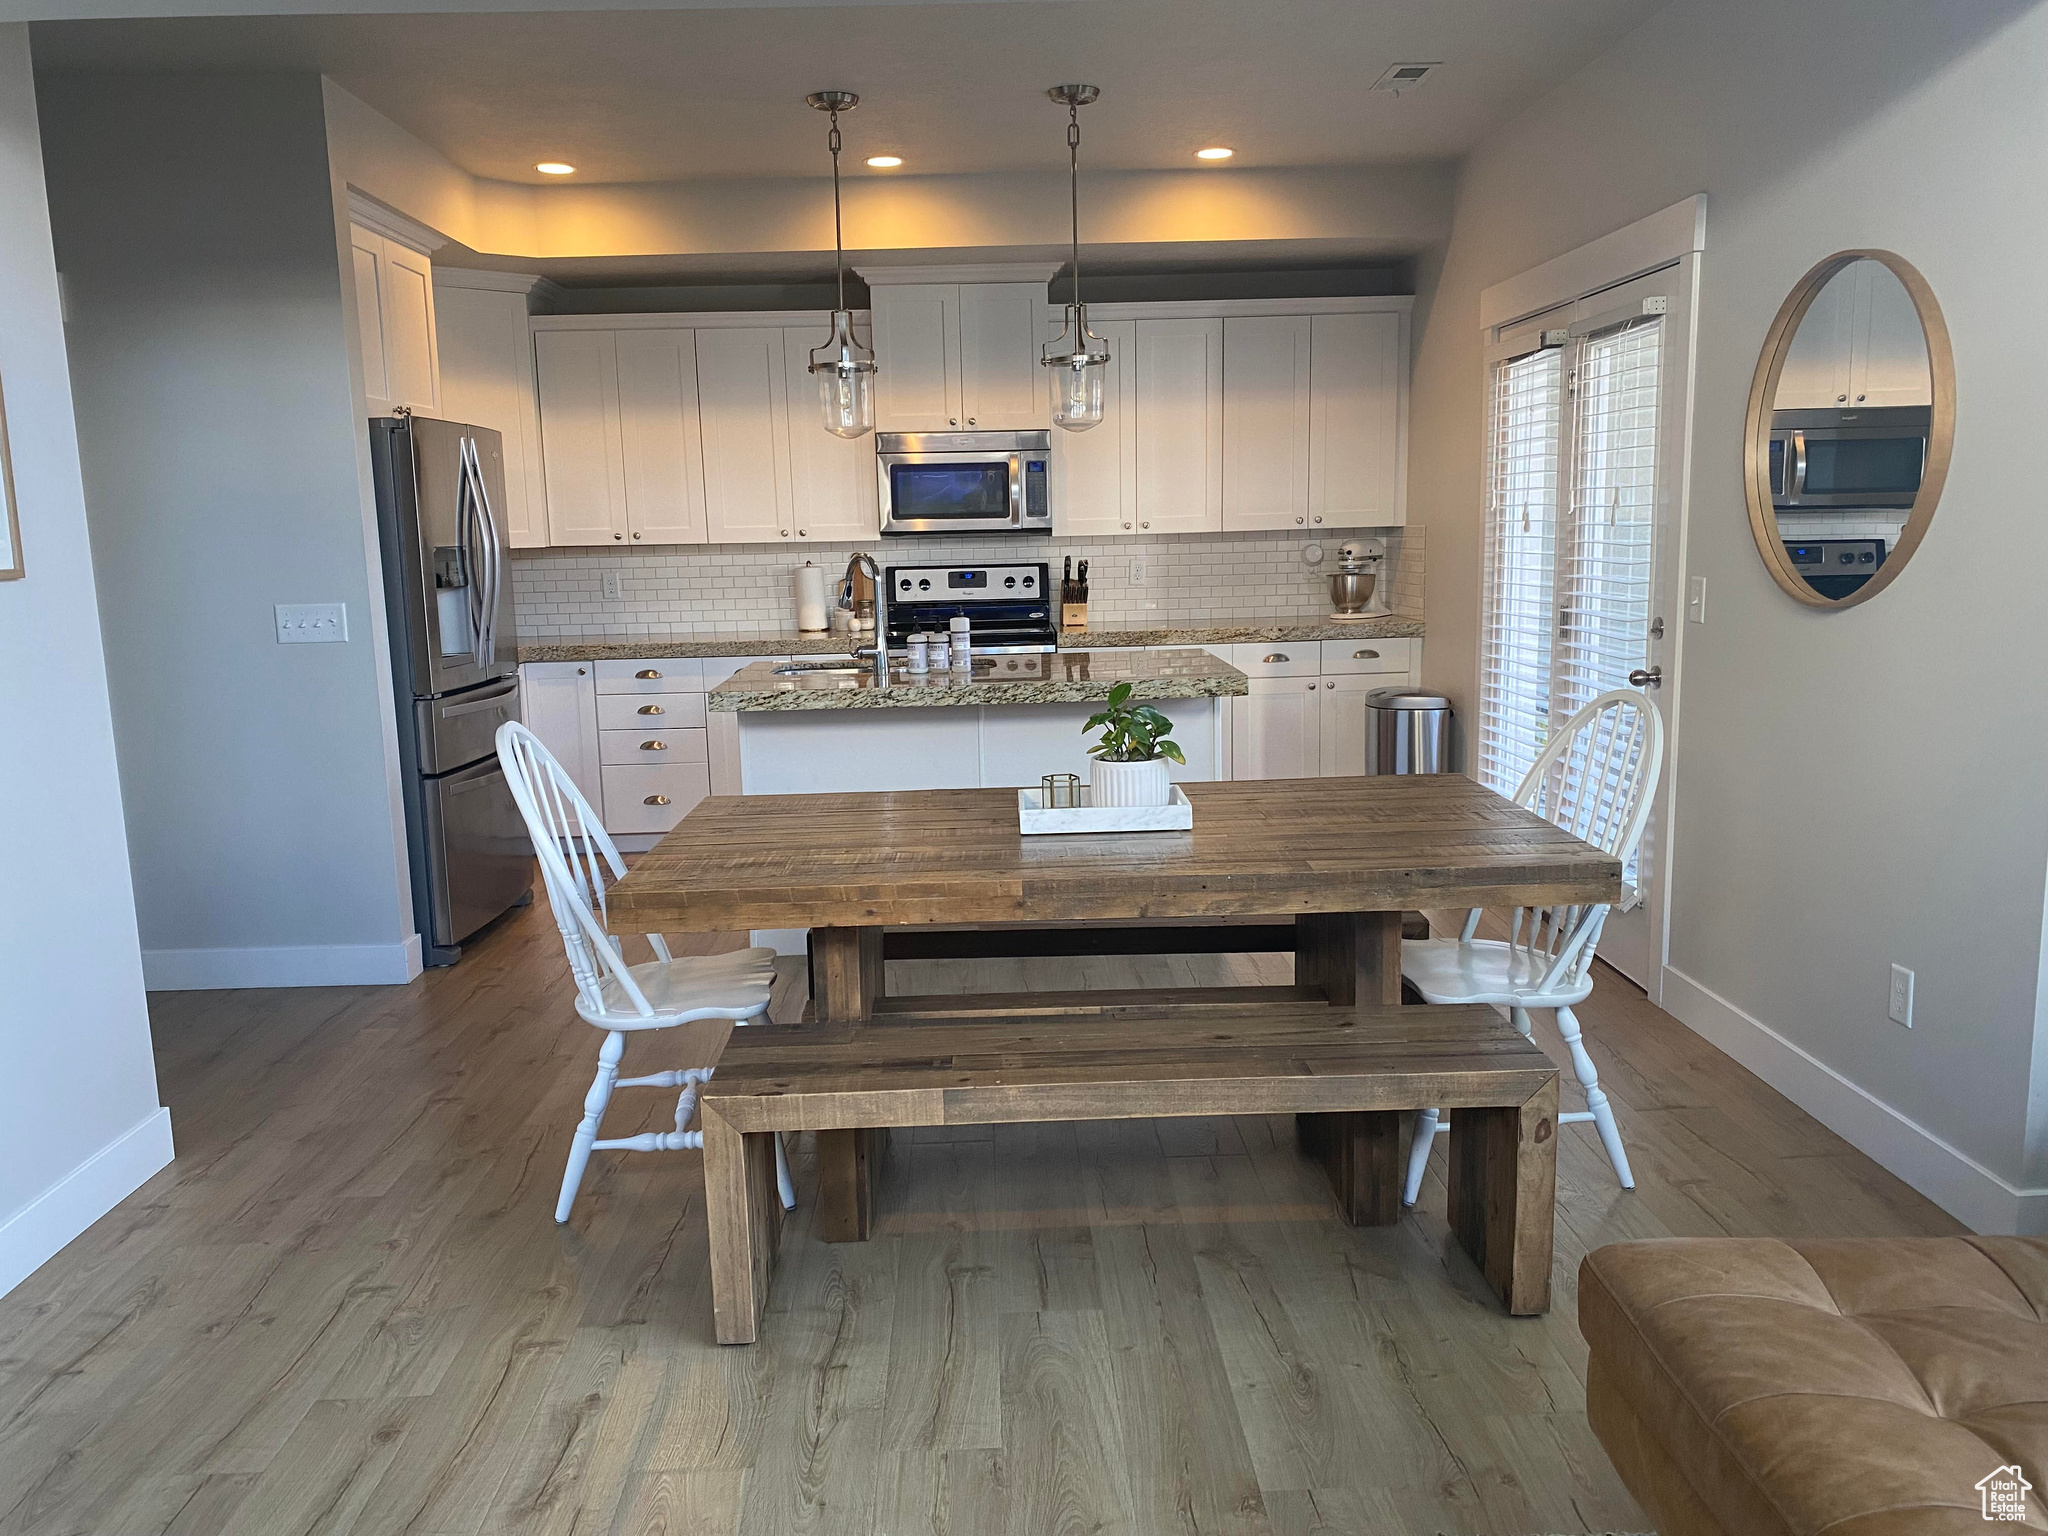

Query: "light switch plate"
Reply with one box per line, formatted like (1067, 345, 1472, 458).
(1686, 576, 1708, 625)
(276, 602, 348, 644)
(1889, 963, 1914, 1028)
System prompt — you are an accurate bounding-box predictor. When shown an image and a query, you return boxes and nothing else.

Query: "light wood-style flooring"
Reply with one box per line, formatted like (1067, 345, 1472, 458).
(0, 897, 1960, 1536)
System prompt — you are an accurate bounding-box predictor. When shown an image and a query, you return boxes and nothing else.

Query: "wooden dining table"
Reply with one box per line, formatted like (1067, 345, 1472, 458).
(608, 774, 1621, 1240)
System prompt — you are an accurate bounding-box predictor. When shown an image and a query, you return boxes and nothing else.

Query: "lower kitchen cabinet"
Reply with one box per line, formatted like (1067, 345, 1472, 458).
(1317, 673, 1379, 776)
(1223, 638, 1421, 781)
(1232, 676, 1323, 780)
(519, 662, 602, 808)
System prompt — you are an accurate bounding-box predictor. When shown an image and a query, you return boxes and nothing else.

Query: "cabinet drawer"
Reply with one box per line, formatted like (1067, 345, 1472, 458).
(599, 726, 708, 768)
(1229, 642, 1321, 678)
(595, 658, 704, 693)
(602, 761, 710, 834)
(1320, 638, 1415, 675)
(597, 691, 707, 731)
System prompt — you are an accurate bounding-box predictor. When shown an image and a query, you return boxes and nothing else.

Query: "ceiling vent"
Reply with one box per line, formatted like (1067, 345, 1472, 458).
(1371, 63, 1441, 95)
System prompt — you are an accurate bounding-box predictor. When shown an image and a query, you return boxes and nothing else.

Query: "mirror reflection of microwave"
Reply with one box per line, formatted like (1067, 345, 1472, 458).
(877, 431, 1052, 536)
(1769, 406, 1928, 510)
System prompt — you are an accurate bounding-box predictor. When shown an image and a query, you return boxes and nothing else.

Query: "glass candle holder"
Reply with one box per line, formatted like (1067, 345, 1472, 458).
(1040, 773, 1081, 809)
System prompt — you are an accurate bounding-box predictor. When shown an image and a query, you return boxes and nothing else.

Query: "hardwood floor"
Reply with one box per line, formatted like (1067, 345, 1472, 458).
(0, 897, 1960, 1536)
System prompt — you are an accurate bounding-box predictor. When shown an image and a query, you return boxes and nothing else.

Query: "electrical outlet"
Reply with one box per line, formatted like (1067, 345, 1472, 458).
(275, 602, 347, 644)
(601, 570, 624, 603)
(1128, 558, 1147, 586)
(1889, 963, 1914, 1027)
(1686, 576, 1707, 624)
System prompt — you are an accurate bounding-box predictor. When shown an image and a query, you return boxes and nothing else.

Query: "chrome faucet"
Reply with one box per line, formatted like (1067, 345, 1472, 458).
(848, 551, 889, 685)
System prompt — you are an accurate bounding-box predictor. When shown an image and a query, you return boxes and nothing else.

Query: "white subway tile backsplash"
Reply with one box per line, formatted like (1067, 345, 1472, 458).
(511, 526, 1423, 639)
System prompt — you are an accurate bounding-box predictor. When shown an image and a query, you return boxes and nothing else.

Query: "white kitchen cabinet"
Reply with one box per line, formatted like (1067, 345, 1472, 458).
(1777, 260, 1932, 410)
(782, 330, 879, 542)
(1231, 675, 1322, 781)
(1054, 318, 1135, 536)
(519, 662, 602, 809)
(1309, 310, 1404, 526)
(1316, 673, 1381, 777)
(697, 326, 794, 544)
(868, 280, 1049, 430)
(1133, 318, 1224, 535)
(1222, 315, 1312, 532)
(614, 330, 708, 546)
(434, 277, 547, 547)
(534, 330, 629, 545)
(351, 223, 440, 418)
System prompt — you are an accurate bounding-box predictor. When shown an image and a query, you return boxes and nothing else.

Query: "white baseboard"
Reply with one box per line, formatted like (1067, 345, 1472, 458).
(143, 934, 424, 990)
(0, 1107, 176, 1299)
(1661, 965, 2047, 1236)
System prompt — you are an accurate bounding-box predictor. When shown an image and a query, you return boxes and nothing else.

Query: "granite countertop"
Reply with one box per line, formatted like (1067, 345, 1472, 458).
(518, 613, 1421, 664)
(708, 647, 1248, 712)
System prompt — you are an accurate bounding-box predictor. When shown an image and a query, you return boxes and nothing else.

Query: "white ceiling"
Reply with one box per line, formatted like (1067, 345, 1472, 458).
(34, 0, 1667, 185)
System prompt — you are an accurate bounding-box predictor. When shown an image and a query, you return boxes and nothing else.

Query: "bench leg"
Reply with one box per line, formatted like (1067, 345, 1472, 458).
(702, 1106, 784, 1344)
(1446, 1078, 1558, 1315)
(1300, 1110, 1405, 1226)
(811, 926, 887, 1240)
(813, 1126, 887, 1243)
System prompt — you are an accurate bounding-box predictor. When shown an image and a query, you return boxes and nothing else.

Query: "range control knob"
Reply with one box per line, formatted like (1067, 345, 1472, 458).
(1004, 576, 1017, 588)
(1022, 574, 1035, 588)
(1839, 553, 1855, 565)
(898, 578, 912, 591)
(1860, 551, 1876, 563)
(918, 578, 932, 590)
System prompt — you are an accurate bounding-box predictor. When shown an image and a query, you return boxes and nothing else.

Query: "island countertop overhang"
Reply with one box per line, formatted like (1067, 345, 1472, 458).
(709, 647, 1248, 712)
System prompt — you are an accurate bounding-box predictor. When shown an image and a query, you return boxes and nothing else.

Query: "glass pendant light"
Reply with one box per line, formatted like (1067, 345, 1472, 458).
(1041, 83, 1110, 432)
(806, 90, 878, 439)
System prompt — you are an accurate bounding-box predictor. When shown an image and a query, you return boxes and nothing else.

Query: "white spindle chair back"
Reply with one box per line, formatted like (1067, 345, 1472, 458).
(1458, 688, 1664, 994)
(497, 721, 668, 1020)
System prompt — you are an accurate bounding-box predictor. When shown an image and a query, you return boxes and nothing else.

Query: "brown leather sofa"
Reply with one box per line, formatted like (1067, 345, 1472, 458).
(1581, 1236, 2048, 1535)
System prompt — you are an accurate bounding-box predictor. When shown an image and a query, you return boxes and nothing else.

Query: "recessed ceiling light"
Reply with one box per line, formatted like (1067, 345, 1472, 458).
(865, 155, 903, 168)
(535, 162, 576, 175)
(1196, 146, 1234, 161)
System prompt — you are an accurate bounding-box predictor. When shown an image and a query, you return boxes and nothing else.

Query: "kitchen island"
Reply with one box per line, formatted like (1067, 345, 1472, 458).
(709, 647, 1245, 794)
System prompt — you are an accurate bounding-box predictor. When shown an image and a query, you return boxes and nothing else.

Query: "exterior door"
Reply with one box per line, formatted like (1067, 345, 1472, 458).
(1477, 257, 1696, 996)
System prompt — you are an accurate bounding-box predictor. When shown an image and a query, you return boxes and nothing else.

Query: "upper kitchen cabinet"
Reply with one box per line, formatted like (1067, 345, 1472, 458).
(433, 271, 548, 547)
(1776, 257, 1933, 409)
(1221, 300, 1408, 531)
(613, 330, 708, 546)
(781, 329, 879, 541)
(534, 329, 630, 545)
(862, 267, 1058, 431)
(695, 325, 793, 543)
(1055, 317, 1136, 536)
(350, 215, 440, 418)
(1132, 317, 1224, 535)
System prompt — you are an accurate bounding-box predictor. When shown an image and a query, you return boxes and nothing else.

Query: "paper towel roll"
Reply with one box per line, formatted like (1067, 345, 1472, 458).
(795, 562, 829, 632)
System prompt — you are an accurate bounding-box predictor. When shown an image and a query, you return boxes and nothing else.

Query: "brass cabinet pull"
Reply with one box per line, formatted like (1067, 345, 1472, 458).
(1263, 653, 1290, 663)
(645, 795, 670, 806)
(638, 704, 663, 715)
(635, 668, 662, 679)
(1355, 649, 1380, 659)
(640, 740, 668, 751)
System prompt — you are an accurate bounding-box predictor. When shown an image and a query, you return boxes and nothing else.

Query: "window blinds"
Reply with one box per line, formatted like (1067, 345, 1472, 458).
(1478, 346, 1563, 799)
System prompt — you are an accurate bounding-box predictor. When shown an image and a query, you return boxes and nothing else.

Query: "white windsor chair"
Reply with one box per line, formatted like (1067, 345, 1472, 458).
(496, 721, 794, 1223)
(1400, 688, 1665, 1203)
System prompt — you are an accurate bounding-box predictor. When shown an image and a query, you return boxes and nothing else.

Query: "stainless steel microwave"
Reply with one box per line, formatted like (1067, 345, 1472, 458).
(876, 430, 1051, 536)
(1769, 407, 1928, 510)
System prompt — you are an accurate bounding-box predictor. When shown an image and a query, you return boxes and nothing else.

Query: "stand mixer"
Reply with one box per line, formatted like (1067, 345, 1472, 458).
(1327, 538, 1386, 620)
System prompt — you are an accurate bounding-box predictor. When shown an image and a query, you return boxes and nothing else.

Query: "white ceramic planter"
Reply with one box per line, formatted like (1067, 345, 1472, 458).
(1089, 755, 1172, 808)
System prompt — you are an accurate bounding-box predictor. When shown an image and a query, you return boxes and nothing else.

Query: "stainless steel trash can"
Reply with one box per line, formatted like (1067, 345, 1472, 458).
(1365, 688, 1451, 774)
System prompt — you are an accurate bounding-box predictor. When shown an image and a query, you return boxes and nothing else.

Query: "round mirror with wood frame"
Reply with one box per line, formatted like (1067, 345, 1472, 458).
(1744, 249, 1954, 608)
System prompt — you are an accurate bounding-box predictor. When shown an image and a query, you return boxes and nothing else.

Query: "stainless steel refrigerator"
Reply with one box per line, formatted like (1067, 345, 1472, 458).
(371, 414, 532, 965)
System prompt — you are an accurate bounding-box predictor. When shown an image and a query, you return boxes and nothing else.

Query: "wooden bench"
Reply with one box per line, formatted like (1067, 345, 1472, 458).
(698, 1002, 1561, 1344)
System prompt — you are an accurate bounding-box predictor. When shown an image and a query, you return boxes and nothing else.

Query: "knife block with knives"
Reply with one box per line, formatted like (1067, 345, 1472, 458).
(1060, 556, 1089, 631)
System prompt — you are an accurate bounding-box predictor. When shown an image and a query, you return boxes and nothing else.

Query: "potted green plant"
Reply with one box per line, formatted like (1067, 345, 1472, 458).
(1082, 682, 1184, 807)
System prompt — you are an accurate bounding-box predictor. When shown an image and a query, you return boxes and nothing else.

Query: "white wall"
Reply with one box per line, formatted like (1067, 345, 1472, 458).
(39, 70, 419, 987)
(1410, 0, 2048, 1230)
(0, 24, 171, 1297)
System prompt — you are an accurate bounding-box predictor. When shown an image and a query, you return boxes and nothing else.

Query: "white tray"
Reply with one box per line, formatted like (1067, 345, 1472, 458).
(1017, 783, 1194, 835)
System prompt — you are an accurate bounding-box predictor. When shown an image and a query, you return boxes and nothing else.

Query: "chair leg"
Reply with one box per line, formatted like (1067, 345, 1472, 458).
(1402, 1107, 1440, 1206)
(1509, 1005, 1534, 1038)
(557, 1030, 624, 1223)
(774, 1133, 796, 1211)
(1556, 1005, 1633, 1189)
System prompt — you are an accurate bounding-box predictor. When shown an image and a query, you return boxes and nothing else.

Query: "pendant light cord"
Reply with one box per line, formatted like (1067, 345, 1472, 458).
(829, 107, 847, 315)
(1067, 104, 1082, 309)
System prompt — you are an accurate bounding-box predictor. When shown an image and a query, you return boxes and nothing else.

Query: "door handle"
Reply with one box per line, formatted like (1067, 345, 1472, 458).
(1627, 666, 1663, 689)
